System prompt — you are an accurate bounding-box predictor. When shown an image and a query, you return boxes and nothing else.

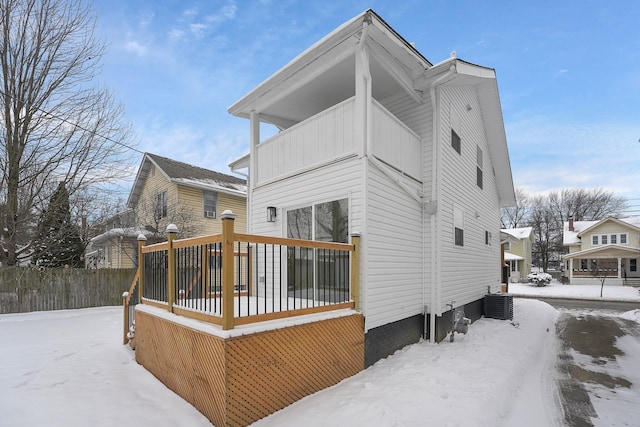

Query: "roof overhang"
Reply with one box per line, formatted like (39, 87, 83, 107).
(563, 245, 640, 259)
(228, 9, 432, 130)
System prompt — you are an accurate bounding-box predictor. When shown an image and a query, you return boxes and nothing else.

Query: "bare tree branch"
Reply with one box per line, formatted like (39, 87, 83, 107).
(0, 0, 135, 265)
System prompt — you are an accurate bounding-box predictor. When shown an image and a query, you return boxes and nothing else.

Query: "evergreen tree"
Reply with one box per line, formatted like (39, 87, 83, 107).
(32, 183, 84, 267)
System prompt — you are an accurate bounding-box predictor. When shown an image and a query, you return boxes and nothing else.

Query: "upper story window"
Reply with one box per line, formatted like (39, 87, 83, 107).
(203, 191, 217, 219)
(454, 205, 464, 247)
(485, 230, 492, 245)
(451, 129, 461, 154)
(155, 191, 167, 219)
(476, 145, 483, 189)
(592, 233, 628, 246)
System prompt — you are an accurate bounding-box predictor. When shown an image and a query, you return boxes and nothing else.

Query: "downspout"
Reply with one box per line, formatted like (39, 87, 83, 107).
(356, 17, 371, 321)
(428, 63, 455, 343)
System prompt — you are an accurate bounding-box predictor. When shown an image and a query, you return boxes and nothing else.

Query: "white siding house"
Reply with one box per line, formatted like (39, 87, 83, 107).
(229, 10, 515, 363)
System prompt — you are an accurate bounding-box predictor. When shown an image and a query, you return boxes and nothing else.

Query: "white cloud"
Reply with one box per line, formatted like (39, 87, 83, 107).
(205, 3, 237, 24)
(507, 115, 640, 200)
(190, 23, 207, 37)
(124, 41, 147, 56)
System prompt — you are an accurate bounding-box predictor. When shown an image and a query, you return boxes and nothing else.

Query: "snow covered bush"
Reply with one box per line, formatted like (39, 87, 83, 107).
(527, 272, 552, 286)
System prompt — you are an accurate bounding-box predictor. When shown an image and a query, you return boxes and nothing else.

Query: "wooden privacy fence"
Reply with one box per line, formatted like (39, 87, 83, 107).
(0, 267, 136, 314)
(124, 210, 360, 343)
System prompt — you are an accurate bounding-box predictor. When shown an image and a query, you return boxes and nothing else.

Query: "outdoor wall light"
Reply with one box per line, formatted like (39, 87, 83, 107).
(267, 206, 277, 222)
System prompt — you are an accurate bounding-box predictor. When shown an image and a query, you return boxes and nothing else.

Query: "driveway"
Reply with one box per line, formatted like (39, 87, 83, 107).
(555, 309, 640, 426)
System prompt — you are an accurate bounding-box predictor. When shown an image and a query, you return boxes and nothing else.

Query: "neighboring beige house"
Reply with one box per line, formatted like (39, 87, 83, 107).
(501, 227, 533, 282)
(85, 209, 142, 269)
(563, 216, 640, 286)
(86, 153, 247, 268)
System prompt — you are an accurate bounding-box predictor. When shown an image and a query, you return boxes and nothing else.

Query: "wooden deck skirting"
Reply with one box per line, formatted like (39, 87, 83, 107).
(135, 306, 364, 427)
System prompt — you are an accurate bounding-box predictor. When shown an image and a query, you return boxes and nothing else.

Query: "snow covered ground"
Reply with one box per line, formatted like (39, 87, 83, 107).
(1, 283, 638, 427)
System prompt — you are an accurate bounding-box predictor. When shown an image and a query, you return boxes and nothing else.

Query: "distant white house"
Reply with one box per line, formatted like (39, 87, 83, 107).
(502, 227, 533, 282)
(229, 9, 515, 364)
(563, 216, 640, 286)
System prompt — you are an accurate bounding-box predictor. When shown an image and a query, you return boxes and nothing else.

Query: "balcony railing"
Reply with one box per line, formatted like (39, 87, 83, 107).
(254, 96, 421, 186)
(123, 210, 360, 342)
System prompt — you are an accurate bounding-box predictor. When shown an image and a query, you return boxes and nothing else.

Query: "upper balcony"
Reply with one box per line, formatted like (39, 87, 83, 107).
(254, 97, 421, 186)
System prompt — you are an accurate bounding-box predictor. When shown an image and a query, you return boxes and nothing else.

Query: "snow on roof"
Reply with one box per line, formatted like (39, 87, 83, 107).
(504, 252, 524, 261)
(501, 227, 533, 240)
(90, 227, 154, 244)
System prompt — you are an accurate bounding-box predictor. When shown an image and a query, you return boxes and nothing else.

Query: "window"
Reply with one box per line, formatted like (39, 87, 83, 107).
(621, 234, 627, 244)
(476, 146, 483, 189)
(580, 259, 588, 270)
(631, 259, 637, 272)
(454, 205, 464, 247)
(286, 199, 349, 303)
(504, 241, 511, 251)
(287, 199, 348, 243)
(592, 235, 598, 245)
(455, 228, 464, 246)
(485, 230, 492, 245)
(601, 235, 608, 245)
(155, 191, 167, 219)
(451, 129, 461, 154)
(203, 191, 217, 219)
(611, 234, 617, 244)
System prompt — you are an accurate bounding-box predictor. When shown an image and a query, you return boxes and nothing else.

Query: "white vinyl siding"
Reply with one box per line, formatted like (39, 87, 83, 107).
(364, 160, 423, 331)
(438, 86, 501, 312)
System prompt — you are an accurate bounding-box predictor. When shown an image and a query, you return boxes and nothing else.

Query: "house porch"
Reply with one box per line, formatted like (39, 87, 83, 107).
(566, 254, 640, 286)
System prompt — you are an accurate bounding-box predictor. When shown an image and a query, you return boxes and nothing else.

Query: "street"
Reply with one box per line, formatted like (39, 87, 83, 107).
(546, 300, 640, 426)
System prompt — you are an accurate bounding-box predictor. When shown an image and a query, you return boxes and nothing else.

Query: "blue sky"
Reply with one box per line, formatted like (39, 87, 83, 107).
(92, 0, 640, 213)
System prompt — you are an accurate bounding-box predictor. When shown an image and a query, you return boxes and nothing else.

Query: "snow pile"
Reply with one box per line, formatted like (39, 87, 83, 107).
(620, 309, 640, 323)
(509, 281, 640, 302)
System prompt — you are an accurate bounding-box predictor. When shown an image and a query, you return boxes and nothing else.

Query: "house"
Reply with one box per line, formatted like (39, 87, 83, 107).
(127, 152, 247, 239)
(501, 227, 533, 282)
(563, 216, 640, 286)
(229, 9, 516, 363)
(85, 209, 140, 269)
(87, 153, 247, 268)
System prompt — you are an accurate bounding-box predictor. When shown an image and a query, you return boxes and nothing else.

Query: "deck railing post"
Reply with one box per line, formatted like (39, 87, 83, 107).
(137, 233, 147, 301)
(167, 224, 179, 313)
(350, 233, 361, 311)
(122, 290, 130, 345)
(221, 210, 236, 330)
